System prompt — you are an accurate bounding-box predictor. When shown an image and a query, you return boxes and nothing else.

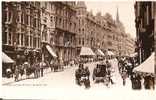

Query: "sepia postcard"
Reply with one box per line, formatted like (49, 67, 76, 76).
(1, 0, 156, 100)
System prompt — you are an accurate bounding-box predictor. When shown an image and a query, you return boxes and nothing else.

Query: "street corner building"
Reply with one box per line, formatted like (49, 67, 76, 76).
(75, 1, 135, 58)
(2, 1, 135, 77)
(134, 1, 156, 73)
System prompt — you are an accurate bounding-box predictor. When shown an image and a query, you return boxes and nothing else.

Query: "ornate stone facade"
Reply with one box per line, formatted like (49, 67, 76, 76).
(76, 1, 135, 56)
(2, 2, 41, 64)
(40, 2, 77, 64)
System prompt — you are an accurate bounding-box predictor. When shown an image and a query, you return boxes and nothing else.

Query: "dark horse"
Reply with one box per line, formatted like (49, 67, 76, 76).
(25, 63, 38, 79)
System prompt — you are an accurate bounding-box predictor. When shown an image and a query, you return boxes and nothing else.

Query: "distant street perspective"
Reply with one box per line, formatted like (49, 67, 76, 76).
(2, 1, 156, 91)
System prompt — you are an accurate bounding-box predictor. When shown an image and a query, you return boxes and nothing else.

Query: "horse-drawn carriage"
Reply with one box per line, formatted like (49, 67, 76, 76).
(92, 64, 110, 85)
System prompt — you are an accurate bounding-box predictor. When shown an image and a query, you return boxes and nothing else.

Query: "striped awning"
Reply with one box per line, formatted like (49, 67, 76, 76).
(46, 45, 57, 58)
(95, 49, 105, 56)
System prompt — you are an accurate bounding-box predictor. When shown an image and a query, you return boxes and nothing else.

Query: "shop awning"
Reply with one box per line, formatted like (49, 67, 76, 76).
(95, 49, 105, 56)
(80, 47, 95, 56)
(46, 45, 57, 58)
(2, 52, 14, 63)
(134, 52, 154, 74)
(107, 50, 115, 56)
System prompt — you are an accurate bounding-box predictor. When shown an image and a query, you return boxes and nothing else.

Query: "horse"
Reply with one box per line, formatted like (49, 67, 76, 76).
(24, 63, 38, 79)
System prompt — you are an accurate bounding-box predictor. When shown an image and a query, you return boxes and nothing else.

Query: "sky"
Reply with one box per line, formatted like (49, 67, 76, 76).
(85, 1, 136, 39)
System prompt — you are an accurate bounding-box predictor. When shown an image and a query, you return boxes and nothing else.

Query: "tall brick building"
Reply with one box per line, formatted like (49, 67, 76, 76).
(2, 2, 41, 65)
(40, 2, 77, 65)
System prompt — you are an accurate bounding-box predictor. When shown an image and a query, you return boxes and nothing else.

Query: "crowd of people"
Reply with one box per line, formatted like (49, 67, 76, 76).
(118, 57, 155, 90)
(5, 58, 77, 82)
(4, 55, 155, 90)
(4, 59, 53, 82)
(75, 56, 155, 90)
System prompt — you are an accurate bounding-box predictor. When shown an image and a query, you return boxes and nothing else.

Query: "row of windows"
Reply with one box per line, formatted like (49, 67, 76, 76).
(78, 38, 85, 46)
(20, 12, 40, 28)
(3, 10, 40, 30)
(55, 16, 77, 32)
(78, 37, 97, 47)
(79, 28, 85, 34)
(16, 33, 40, 48)
(3, 29, 40, 48)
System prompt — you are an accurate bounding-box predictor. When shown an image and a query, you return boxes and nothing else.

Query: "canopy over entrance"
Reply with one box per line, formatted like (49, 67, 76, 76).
(95, 49, 105, 56)
(46, 45, 57, 58)
(80, 47, 95, 56)
(2, 52, 14, 63)
(134, 52, 154, 74)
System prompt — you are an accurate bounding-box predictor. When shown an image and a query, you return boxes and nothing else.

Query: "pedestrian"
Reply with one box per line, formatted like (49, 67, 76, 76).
(136, 73, 142, 89)
(35, 61, 39, 78)
(130, 72, 136, 89)
(32, 63, 37, 78)
(131, 72, 141, 90)
(40, 61, 44, 77)
(150, 75, 155, 90)
(54, 59, 59, 72)
(144, 74, 155, 90)
(83, 66, 90, 78)
(50, 60, 54, 72)
(106, 60, 114, 85)
(83, 66, 91, 88)
(35, 62, 40, 78)
(121, 69, 127, 86)
(14, 65, 19, 81)
(75, 64, 84, 85)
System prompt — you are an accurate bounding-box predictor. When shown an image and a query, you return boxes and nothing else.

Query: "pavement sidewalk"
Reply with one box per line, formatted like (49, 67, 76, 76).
(2, 64, 78, 85)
